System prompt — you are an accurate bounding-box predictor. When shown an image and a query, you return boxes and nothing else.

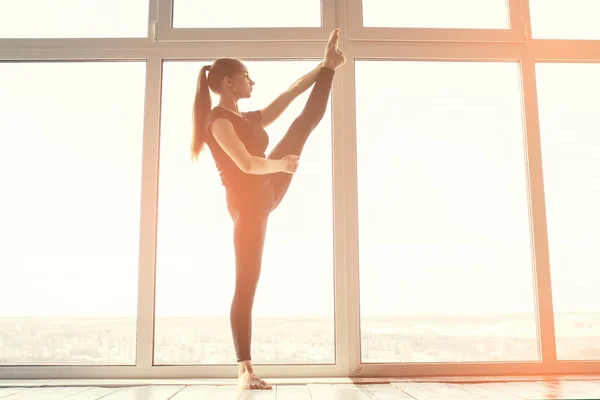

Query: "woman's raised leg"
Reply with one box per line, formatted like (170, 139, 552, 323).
(266, 30, 345, 210)
(267, 67, 335, 210)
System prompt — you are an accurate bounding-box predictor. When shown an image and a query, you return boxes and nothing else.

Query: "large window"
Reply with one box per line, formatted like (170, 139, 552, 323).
(536, 63, 600, 361)
(356, 61, 537, 363)
(529, 0, 600, 39)
(0, 0, 149, 38)
(172, 0, 322, 28)
(361, 0, 510, 29)
(0, 62, 146, 365)
(154, 60, 335, 365)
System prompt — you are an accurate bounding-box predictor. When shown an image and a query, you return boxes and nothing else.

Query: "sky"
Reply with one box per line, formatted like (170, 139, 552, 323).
(0, 2, 599, 322)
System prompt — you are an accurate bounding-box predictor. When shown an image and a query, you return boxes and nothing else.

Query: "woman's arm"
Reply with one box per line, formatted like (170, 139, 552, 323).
(258, 63, 323, 128)
(211, 118, 287, 175)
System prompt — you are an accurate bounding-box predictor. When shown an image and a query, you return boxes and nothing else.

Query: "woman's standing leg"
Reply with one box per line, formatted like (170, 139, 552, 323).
(230, 213, 266, 362)
(229, 209, 272, 389)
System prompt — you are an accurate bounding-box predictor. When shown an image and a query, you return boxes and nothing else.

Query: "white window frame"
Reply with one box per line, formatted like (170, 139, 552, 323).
(347, 0, 526, 43)
(1, 0, 600, 380)
(155, 0, 336, 42)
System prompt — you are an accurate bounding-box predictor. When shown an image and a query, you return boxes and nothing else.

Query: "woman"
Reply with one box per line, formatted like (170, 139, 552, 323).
(191, 28, 346, 390)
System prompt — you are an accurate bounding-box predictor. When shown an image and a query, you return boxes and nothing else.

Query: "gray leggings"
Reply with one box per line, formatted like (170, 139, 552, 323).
(227, 66, 335, 362)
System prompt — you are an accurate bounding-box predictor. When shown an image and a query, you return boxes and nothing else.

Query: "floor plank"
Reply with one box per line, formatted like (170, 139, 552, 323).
(4, 387, 64, 400)
(0, 387, 22, 399)
(34, 386, 96, 399)
(307, 384, 341, 400)
(459, 383, 525, 400)
(272, 385, 311, 400)
(241, 387, 276, 400)
(170, 385, 218, 399)
(499, 381, 565, 400)
(359, 384, 416, 400)
(334, 384, 375, 400)
(66, 387, 124, 399)
(99, 386, 184, 399)
(427, 383, 490, 399)
(394, 382, 446, 400)
(549, 380, 600, 398)
(205, 386, 244, 400)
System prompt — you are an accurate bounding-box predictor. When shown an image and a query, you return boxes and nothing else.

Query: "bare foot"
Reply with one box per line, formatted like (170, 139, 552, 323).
(323, 28, 346, 70)
(238, 369, 272, 390)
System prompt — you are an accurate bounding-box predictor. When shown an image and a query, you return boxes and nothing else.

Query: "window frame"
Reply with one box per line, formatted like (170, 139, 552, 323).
(347, 0, 526, 43)
(155, 0, 336, 42)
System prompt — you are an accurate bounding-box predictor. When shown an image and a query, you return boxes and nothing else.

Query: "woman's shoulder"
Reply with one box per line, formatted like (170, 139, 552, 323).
(205, 107, 234, 132)
(207, 106, 262, 129)
(206, 106, 230, 122)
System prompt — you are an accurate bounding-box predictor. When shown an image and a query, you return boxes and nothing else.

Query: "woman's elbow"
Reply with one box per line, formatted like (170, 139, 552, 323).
(237, 156, 253, 174)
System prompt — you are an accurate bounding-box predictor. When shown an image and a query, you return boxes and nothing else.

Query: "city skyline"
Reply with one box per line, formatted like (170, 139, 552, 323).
(1, 313, 598, 366)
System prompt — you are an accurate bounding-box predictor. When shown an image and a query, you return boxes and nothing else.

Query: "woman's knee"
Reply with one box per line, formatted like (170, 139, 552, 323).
(295, 113, 319, 133)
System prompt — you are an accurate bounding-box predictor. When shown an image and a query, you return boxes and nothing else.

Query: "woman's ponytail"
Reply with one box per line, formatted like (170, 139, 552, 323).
(191, 65, 212, 160)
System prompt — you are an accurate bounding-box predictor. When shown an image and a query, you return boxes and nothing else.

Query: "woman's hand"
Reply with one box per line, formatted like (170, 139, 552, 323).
(281, 154, 299, 174)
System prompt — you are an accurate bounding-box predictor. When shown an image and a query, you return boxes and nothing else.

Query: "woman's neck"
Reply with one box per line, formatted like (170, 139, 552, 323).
(217, 95, 240, 115)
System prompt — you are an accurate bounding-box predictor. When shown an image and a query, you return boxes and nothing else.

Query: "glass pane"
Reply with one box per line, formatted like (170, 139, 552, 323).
(0, 0, 149, 38)
(173, 0, 321, 28)
(155, 61, 334, 365)
(0, 62, 146, 365)
(361, 0, 509, 29)
(536, 63, 600, 361)
(356, 61, 538, 363)
(529, 0, 600, 39)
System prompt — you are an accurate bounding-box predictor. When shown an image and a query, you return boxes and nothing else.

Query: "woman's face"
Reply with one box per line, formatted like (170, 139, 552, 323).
(226, 65, 255, 99)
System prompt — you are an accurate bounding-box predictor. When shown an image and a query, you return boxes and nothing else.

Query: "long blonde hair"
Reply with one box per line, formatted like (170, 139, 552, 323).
(191, 58, 245, 160)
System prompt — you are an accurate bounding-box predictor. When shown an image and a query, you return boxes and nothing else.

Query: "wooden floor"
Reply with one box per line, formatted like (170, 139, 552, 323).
(0, 380, 599, 400)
